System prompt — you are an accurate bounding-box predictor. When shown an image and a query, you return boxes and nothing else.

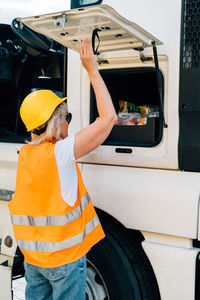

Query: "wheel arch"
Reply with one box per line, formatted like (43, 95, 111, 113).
(94, 206, 161, 299)
(95, 206, 144, 244)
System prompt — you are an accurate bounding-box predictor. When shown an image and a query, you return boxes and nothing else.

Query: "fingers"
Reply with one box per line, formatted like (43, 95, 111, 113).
(78, 40, 83, 56)
(78, 39, 97, 74)
(78, 40, 93, 56)
(83, 40, 88, 56)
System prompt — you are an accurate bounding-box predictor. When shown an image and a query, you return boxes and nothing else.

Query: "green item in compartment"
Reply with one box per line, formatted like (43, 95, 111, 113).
(119, 100, 149, 114)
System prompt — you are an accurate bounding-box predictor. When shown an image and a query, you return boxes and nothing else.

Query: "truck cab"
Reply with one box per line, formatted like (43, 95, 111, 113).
(1, 1, 200, 299)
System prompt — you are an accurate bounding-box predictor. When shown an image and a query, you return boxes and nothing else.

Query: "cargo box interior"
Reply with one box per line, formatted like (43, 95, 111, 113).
(90, 67, 164, 147)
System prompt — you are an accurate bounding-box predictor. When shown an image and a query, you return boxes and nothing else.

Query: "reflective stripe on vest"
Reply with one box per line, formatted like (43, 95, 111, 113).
(17, 214, 100, 252)
(10, 192, 90, 227)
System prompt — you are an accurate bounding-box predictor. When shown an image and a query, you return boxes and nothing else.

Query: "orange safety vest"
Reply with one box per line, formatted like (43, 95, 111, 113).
(8, 142, 105, 268)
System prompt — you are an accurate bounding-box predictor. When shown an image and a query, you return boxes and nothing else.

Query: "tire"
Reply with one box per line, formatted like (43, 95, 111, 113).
(86, 210, 161, 300)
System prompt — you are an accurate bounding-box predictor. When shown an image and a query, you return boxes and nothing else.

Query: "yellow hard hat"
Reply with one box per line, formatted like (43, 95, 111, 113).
(20, 90, 67, 131)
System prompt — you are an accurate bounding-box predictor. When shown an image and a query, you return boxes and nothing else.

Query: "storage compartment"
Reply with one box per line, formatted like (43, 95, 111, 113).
(90, 67, 164, 147)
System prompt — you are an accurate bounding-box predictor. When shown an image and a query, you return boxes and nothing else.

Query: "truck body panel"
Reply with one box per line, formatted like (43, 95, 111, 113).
(142, 240, 199, 300)
(82, 163, 200, 239)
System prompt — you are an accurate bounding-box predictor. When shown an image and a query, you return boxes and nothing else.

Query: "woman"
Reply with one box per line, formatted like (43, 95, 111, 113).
(8, 40, 117, 300)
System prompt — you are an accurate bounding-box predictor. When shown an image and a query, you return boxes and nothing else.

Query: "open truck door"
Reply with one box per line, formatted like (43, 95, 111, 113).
(16, 4, 162, 53)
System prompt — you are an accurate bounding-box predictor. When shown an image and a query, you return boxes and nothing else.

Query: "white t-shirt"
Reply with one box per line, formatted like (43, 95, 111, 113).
(54, 135, 78, 207)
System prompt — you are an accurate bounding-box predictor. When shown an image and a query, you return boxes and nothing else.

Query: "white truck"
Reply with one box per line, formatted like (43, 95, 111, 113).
(0, 0, 200, 299)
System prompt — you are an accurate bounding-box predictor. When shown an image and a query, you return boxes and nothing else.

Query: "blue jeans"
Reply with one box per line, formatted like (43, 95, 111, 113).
(23, 255, 87, 300)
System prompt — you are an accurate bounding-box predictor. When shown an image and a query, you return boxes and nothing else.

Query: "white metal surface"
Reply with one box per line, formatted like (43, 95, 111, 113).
(0, 0, 70, 24)
(77, 53, 174, 169)
(12, 277, 26, 300)
(0, 263, 12, 300)
(65, 0, 182, 170)
(100, 0, 181, 169)
(141, 231, 193, 249)
(0, 200, 17, 257)
(82, 163, 200, 239)
(18, 5, 162, 53)
(142, 240, 199, 300)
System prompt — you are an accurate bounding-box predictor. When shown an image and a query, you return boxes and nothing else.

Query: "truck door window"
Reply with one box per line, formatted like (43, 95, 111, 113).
(71, 0, 102, 9)
(0, 24, 64, 144)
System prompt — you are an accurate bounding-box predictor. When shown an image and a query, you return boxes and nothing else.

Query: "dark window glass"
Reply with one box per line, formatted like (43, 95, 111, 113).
(0, 24, 64, 143)
(71, 0, 102, 9)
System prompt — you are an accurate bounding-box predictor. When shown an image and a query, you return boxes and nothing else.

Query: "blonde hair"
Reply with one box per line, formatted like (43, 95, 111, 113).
(27, 101, 68, 145)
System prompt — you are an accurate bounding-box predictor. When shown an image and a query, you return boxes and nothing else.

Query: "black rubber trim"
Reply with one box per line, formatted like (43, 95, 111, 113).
(178, 0, 200, 172)
(11, 18, 51, 55)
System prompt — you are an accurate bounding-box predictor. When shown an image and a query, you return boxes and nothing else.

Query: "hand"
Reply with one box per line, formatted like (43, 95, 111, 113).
(78, 40, 98, 75)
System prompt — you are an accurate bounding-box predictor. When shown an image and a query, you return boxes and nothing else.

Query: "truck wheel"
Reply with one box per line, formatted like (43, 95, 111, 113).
(86, 211, 161, 300)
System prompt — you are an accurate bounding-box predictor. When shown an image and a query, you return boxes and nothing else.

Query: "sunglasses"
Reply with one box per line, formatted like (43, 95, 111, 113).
(66, 113, 72, 124)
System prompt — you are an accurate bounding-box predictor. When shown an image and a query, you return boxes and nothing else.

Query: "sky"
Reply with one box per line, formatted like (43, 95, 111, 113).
(0, 0, 70, 24)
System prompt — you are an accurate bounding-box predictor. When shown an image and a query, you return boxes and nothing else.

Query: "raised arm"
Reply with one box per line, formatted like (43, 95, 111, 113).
(74, 40, 117, 160)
